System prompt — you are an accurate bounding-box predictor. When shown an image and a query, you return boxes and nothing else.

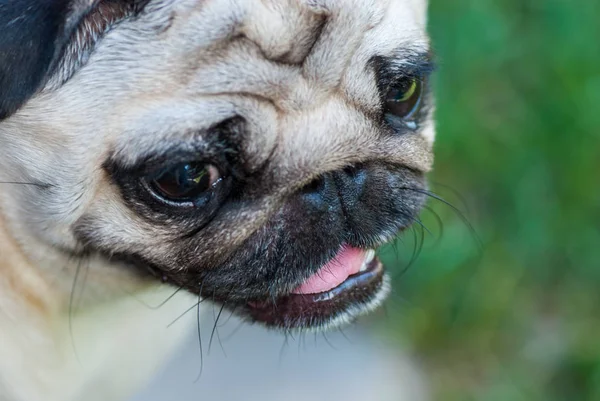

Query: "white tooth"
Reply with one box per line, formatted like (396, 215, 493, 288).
(365, 249, 376, 263)
(360, 250, 376, 272)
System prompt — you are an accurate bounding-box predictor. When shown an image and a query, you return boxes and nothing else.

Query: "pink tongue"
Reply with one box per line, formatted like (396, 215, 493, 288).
(292, 246, 367, 295)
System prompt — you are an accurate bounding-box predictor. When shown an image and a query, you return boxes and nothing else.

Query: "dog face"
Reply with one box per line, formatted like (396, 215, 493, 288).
(0, 0, 433, 330)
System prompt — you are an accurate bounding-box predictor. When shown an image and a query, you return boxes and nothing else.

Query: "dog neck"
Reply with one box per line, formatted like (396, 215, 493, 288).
(0, 207, 196, 401)
(0, 211, 60, 318)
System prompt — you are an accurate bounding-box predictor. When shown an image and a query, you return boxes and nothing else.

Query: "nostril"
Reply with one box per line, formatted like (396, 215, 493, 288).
(301, 175, 326, 195)
(299, 174, 339, 210)
(343, 166, 357, 176)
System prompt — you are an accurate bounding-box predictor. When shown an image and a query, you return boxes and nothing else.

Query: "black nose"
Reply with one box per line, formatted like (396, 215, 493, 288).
(331, 166, 369, 214)
(295, 163, 426, 249)
(299, 173, 335, 211)
(300, 165, 369, 215)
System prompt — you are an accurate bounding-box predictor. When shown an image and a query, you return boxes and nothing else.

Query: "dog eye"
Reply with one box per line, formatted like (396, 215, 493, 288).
(384, 77, 423, 121)
(148, 162, 221, 203)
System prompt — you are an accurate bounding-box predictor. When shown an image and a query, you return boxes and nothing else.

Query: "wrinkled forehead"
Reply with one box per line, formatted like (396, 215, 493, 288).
(21, 0, 433, 180)
(104, 1, 430, 140)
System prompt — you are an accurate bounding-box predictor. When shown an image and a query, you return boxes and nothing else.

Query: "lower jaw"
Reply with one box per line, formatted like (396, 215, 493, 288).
(244, 258, 388, 331)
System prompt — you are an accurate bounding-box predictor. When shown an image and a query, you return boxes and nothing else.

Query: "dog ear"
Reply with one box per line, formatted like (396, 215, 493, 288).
(0, 0, 100, 120)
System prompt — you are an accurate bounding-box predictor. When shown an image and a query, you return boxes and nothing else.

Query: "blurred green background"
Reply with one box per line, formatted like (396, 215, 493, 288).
(380, 0, 600, 400)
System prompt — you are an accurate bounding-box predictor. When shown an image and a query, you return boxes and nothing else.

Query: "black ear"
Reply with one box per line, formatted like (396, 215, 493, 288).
(0, 1, 98, 120)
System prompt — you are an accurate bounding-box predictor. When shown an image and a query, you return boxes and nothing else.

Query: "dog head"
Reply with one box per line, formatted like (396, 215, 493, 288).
(0, 0, 434, 330)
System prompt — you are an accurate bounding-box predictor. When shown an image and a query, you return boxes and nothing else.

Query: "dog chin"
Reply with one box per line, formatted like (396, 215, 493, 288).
(111, 242, 394, 331)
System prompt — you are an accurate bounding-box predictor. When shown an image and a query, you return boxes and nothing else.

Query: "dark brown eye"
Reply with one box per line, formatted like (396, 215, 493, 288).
(384, 77, 423, 120)
(149, 162, 220, 203)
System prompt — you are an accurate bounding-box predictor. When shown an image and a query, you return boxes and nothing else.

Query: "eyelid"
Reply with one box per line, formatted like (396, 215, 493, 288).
(386, 73, 426, 95)
(104, 118, 244, 180)
(371, 52, 436, 103)
(135, 154, 226, 179)
(383, 60, 435, 90)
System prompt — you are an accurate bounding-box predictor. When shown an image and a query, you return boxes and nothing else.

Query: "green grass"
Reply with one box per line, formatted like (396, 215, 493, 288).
(379, 1, 600, 400)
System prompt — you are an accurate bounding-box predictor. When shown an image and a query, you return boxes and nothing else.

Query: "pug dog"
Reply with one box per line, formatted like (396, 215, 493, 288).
(0, 0, 435, 400)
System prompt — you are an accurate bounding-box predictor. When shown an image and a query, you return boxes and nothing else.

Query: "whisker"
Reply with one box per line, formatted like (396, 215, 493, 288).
(0, 181, 54, 188)
(337, 328, 353, 344)
(218, 305, 237, 328)
(146, 287, 184, 310)
(413, 224, 426, 268)
(322, 332, 338, 350)
(298, 331, 304, 355)
(116, 283, 183, 310)
(68, 256, 85, 363)
(391, 237, 402, 264)
(430, 181, 472, 215)
(166, 299, 205, 328)
(409, 216, 434, 237)
(279, 333, 290, 367)
(74, 255, 91, 312)
(401, 186, 483, 253)
(194, 293, 204, 383)
(409, 225, 419, 264)
(423, 204, 445, 247)
(394, 223, 425, 280)
(416, 224, 425, 260)
(208, 303, 226, 357)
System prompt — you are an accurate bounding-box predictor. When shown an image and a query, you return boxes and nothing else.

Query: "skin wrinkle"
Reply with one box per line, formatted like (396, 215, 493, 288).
(241, 0, 326, 65)
(0, 223, 55, 318)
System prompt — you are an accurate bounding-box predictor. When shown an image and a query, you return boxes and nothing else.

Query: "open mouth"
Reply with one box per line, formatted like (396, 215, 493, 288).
(245, 246, 389, 330)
